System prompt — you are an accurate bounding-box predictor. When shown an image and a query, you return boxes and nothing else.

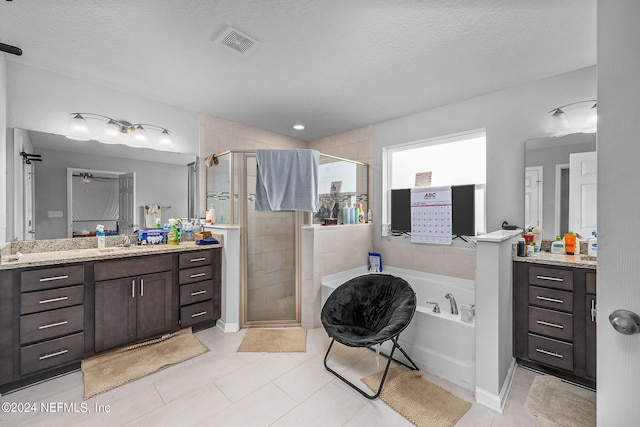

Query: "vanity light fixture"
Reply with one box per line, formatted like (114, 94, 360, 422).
(66, 113, 173, 151)
(545, 100, 597, 136)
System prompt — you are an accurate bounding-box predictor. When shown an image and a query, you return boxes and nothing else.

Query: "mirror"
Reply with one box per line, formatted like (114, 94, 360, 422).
(525, 133, 597, 240)
(7, 128, 197, 240)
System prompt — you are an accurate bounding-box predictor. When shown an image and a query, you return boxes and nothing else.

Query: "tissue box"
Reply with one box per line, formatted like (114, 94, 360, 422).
(195, 231, 212, 241)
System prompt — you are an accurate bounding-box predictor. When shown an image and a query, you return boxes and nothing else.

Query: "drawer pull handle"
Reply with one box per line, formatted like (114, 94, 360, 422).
(536, 275, 563, 282)
(191, 311, 207, 318)
(536, 296, 564, 304)
(38, 320, 68, 330)
(190, 257, 207, 262)
(141, 279, 144, 297)
(39, 275, 69, 282)
(191, 290, 207, 296)
(536, 348, 563, 359)
(190, 273, 206, 278)
(39, 349, 68, 360)
(591, 299, 596, 322)
(132, 280, 135, 299)
(537, 320, 564, 329)
(39, 296, 69, 304)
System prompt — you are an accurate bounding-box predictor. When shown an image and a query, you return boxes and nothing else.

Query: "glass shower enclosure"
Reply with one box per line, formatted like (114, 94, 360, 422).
(207, 150, 368, 327)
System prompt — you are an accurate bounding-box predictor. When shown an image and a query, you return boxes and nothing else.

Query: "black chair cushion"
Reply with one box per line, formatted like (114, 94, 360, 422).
(321, 274, 416, 347)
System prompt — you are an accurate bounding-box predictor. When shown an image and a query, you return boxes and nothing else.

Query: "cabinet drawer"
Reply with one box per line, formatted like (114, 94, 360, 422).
(179, 265, 213, 285)
(180, 280, 214, 306)
(21, 285, 84, 315)
(529, 266, 573, 291)
(528, 286, 573, 312)
(528, 306, 573, 341)
(179, 250, 212, 269)
(95, 254, 171, 281)
(180, 300, 214, 328)
(21, 265, 84, 292)
(528, 333, 573, 371)
(20, 305, 84, 345)
(21, 332, 85, 376)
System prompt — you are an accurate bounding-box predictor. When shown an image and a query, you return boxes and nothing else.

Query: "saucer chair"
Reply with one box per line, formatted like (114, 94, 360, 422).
(321, 274, 420, 399)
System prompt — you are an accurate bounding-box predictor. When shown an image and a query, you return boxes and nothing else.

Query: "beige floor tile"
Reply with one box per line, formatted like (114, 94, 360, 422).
(197, 382, 297, 427)
(273, 354, 337, 402)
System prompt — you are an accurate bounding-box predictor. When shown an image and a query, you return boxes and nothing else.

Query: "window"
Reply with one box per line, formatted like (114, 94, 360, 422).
(383, 130, 487, 236)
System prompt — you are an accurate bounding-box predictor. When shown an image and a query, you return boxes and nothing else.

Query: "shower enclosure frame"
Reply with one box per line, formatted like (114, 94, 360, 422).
(209, 149, 369, 329)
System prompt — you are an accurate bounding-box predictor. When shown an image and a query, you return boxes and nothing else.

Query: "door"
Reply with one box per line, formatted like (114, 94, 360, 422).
(568, 151, 597, 238)
(118, 172, 136, 234)
(95, 277, 137, 352)
(136, 271, 172, 341)
(241, 154, 299, 325)
(524, 166, 543, 229)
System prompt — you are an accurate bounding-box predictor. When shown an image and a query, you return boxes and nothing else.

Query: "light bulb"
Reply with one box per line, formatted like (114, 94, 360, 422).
(66, 114, 92, 141)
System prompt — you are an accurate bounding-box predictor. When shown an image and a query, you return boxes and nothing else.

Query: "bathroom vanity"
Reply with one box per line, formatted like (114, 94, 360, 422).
(0, 242, 222, 392)
(512, 251, 596, 387)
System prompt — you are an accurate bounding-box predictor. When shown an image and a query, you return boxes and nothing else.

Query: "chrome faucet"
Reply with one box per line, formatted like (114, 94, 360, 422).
(445, 293, 458, 315)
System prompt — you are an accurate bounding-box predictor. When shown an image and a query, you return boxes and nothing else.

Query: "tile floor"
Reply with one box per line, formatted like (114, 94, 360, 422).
(0, 327, 541, 426)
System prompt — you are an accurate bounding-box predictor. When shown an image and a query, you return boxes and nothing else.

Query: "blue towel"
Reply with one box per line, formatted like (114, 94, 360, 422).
(255, 149, 319, 212)
(196, 237, 220, 245)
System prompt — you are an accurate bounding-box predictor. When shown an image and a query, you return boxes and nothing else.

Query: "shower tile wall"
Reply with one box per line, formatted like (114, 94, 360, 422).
(245, 168, 296, 322)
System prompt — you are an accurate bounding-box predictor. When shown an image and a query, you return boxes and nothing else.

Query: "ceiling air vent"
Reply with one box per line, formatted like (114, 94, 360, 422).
(216, 26, 259, 55)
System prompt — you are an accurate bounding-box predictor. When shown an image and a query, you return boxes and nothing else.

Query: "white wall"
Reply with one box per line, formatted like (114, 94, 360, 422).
(7, 62, 199, 156)
(0, 54, 6, 244)
(597, 0, 640, 424)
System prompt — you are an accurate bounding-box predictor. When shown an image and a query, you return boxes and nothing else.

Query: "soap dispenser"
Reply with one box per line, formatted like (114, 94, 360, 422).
(551, 236, 565, 254)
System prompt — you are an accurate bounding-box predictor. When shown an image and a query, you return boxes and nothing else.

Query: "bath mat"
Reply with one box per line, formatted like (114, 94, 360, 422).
(525, 375, 596, 427)
(237, 328, 307, 352)
(362, 366, 472, 427)
(81, 327, 208, 399)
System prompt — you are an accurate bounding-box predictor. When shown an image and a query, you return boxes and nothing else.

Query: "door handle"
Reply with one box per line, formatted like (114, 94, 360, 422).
(609, 309, 640, 335)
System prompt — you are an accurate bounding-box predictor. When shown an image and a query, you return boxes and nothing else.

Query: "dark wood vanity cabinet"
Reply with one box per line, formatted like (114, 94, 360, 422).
(94, 255, 173, 352)
(178, 248, 221, 328)
(513, 262, 596, 386)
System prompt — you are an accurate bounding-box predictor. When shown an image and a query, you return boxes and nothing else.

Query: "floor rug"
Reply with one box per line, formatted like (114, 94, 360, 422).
(525, 375, 596, 427)
(362, 366, 472, 427)
(237, 328, 307, 352)
(81, 327, 208, 399)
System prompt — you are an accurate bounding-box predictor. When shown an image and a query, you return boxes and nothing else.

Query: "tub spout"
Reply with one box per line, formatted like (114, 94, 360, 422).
(445, 293, 458, 315)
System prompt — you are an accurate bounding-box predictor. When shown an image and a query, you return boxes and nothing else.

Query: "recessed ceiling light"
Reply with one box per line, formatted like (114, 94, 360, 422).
(292, 124, 305, 130)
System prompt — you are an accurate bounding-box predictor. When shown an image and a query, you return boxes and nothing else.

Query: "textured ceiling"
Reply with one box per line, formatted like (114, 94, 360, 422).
(0, 0, 596, 141)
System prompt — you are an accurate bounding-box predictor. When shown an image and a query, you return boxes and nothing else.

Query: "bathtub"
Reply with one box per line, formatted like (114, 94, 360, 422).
(321, 266, 475, 391)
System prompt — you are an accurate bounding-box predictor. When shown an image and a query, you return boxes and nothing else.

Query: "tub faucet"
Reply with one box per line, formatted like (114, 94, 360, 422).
(445, 293, 458, 315)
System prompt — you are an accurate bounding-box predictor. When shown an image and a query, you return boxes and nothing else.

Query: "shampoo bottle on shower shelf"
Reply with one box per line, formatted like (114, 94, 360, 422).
(96, 224, 106, 249)
(358, 203, 365, 224)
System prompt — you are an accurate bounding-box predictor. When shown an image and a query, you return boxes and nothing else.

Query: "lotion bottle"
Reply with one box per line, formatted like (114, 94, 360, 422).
(551, 236, 565, 254)
(96, 224, 106, 249)
(588, 230, 598, 257)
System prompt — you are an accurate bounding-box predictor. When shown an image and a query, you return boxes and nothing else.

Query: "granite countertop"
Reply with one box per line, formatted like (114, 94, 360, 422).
(0, 241, 223, 270)
(512, 247, 596, 270)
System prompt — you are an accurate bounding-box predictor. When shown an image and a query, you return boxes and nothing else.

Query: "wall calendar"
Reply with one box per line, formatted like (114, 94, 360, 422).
(410, 186, 452, 245)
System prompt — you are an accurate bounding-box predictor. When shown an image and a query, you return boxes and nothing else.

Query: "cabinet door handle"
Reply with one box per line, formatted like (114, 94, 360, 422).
(38, 320, 68, 330)
(591, 299, 596, 322)
(131, 280, 135, 298)
(537, 320, 564, 329)
(191, 311, 207, 318)
(39, 296, 69, 304)
(191, 290, 207, 296)
(536, 275, 563, 282)
(141, 279, 144, 297)
(39, 275, 69, 282)
(536, 295, 564, 304)
(190, 272, 206, 278)
(536, 348, 563, 359)
(39, 349, 68, 360)
(190, 257, 207, 262)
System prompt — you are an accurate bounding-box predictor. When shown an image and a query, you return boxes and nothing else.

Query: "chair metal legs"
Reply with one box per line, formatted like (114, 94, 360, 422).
(323, 335, 419, 399)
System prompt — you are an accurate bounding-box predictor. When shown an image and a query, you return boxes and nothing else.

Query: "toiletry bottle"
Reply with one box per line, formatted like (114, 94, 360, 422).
(517, 238, 526, 256)
(167, 219, 179, 246)
(209, 204, 216, 224)
(550, 236, 565, 254)
(358, 203, 365, 224)
(96, 224, 106, 249)
(588, 230, 598, 257)
(367, 209, 372, 223)
(155, 218, 161, 229)
(564, 232, 577, 255)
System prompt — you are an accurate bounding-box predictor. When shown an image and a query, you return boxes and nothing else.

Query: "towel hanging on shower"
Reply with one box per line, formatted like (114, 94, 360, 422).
(255, 149, 319, 212)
